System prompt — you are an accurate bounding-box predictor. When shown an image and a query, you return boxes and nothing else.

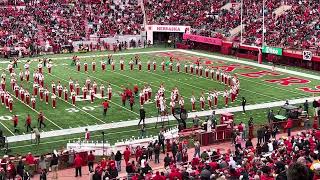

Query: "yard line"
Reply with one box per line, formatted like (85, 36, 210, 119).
(45, 73, 110, 123)
(0, 121, 15, 136)
(62, 66, 140, 116)
(0, 68, 63, 130)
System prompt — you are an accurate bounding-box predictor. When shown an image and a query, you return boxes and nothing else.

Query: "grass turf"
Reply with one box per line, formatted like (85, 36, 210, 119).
(0, 47, 318, 155)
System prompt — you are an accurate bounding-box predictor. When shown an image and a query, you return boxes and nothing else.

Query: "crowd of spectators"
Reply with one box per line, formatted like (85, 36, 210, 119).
(0, 0, 144, 51)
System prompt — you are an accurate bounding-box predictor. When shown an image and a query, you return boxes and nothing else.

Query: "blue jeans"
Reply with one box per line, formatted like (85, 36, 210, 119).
(116, 160, 121, 172)
(194, 148, 200, 158)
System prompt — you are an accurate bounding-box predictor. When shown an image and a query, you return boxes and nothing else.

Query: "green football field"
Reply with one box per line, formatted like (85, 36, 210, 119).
(0, 47, 319, 156)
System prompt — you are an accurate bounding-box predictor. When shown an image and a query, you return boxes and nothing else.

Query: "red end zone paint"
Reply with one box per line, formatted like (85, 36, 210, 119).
(265, 77, 310, 86)
(298, 85, 320, 93)
(240, 70, 281, 78)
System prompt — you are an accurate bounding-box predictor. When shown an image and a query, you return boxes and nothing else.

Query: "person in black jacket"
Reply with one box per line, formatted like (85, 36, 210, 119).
(138, 107, 146, 126)
(115, 151, 122, 172)
(16, 160, 25, 178)
(313, 99, 319, 117)
(49, 154, 59, 180)
(163, 153, 171, 167)
(242, 97, 247, 114)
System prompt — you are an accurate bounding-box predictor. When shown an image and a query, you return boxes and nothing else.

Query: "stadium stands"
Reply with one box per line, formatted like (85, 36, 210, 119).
(0, 0, 144, 49)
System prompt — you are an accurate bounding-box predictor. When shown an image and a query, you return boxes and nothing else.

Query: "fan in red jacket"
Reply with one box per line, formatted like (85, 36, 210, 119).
(74, 154, 83, 177)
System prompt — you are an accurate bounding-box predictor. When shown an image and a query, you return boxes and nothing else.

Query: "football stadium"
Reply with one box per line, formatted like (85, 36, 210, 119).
(0, 0, 319, 179)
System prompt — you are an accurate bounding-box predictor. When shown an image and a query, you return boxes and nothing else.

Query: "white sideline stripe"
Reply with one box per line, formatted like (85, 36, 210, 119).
(62, 66, 140, 116)
(6, 96, 320, 143)
(178, 50, 320, 80)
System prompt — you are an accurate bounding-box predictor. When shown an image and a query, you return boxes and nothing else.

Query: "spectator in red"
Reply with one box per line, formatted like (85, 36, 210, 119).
(87, 151, 95, 172)
(74, 153, 83, 177)
(153, 171, 164, 180)
(169, 167, 182, 180)
(285, 118, 293, 136)
(100, 157, 107, 170)
(25, 152, 35, 165)
(123, 147, 131, 165)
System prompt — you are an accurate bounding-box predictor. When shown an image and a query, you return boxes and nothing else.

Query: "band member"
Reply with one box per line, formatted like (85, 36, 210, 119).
(179, 96, 185, 109)
(195, 65, 199, 75)
(84, 61, 88, 73)
(69, 78, 74, 92)
(19, 87, 25, 102)
(207, 94, 212, 110)
(39, 86, 44, 101)
(51, 81, 56, 94)
(71, 90, 76, 105)
(153, 60, 157, 71)
(47, 61, 52, 74)
(138, 60, 142, 71)
(5, 92, 9, 108)
(107, 84, 112, 100)
(184, 64, 188, 73)
(57, 82, 63, 98)
(170, 100, 175, 114)
(139, 91, 144, 106)
(24, 61, 30, 70)
(190, 64, 194, 74)
(92, 61, 96, 72)
(102, 100, 109, 117)
(82, 85, 88, 100)
(213, 91, 218, 108)
(52, 93, 57, 108)
(121, 91, 126, 106)
(120, 58, 124, 71)
(147, 60, 151, 71)
(223, 89, 229, 107)
(25, 91, 30, 105)
(38, 61, 43, 74)
(147, 86, 152, 101)
(111, 60, 115, 71)
(8, 97, 13, 113)
(210, 68, 215, 79)
(44, 88, 49, 104)
(0, 90, 4, 104)
(26, 114, 32, 132)
(216, 69, 220, 81)
(100, 84, 105, 98)
(63, 87, 68, 101)
(10, 78, 16, 91)
(169, 62, 173, 72)
(199, 94, 205, 110)
(14, 84, 19, 97)
(133, 84, 139, 97)
(19, 70, 23, 81)
(75, 81, 80, 95)
(86, 77, 91, 90)
(199, 66, 203, 76)
(176, 61, 180, 73)
(143, 87, 148, 102)
(101, 61, 106, 71)
(129, 96, 134, 111)
(31, 96, 36, 109)
(8, 62, 13, 73)
(92, 81, 97, 94)
(1, 71, 5, 81)
(161, 60, 165, 72)
(205, 67, 209, 78)
(38, 112, 46, 128)
(1, 78, 5, 91)
(129, 59, 134, 71)
(90, 88, 95, 103)
(38, 73, 44, 87)
(76, 61, 81, 71)
(190, 95, 196, 112)
(12, 115, 18, 132)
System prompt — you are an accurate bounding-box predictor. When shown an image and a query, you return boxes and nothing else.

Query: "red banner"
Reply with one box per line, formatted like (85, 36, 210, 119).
(183, 34, 223, 46)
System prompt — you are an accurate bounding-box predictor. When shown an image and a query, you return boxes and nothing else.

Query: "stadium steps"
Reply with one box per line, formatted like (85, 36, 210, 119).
(221, 2, 240, 11)
(274, 5, 292, 18)
(229, 24, 245, 38)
